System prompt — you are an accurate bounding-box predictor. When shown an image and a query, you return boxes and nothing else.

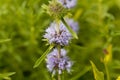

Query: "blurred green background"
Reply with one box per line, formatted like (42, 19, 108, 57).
(0, 0, 120, 80)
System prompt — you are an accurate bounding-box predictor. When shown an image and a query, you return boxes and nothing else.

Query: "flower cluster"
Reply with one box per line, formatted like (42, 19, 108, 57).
(46, 48, 73, 74)
(42, 0, 78, 76)
(33, 0, 79, 77)
(44, 17, 79, 74)
(44, 21, 71, 46)
(44, 18, 79, 46)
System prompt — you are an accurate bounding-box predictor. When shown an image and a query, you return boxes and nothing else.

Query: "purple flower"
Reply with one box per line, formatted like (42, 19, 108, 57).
(43, 19, 79, 46)
(58, 0, 77, 8)
(46, 48, 73, 74)
(43, 21, 72, 46)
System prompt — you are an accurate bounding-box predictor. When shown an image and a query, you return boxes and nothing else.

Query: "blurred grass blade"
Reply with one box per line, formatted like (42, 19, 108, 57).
(70, 66, 91, 80)
(116, 76, 120, 80)
(0, 39, 11, 43)
(114, 32, 120, 36)
(0, 72, 16, 77)
(33, 44, 54, 68)
(61, 17, 78, 39)
(90, 61, 104, 80)
(74, 9, 83, 20)
(0, 72, 16, 79)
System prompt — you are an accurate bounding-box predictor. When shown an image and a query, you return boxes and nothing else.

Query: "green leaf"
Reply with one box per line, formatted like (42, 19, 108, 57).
(61, 17, 78, 39)
(90, 61, 104, 80)
(33, 44, 54, 68)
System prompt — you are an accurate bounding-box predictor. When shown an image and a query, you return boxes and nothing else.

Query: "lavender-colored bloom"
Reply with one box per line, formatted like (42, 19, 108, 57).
(58, 0, 77, 8)
(46, 48, 73, 74)
(44, 19, 79, 45)
(65, 18, 79, 33)
(44, 21, 72, 46)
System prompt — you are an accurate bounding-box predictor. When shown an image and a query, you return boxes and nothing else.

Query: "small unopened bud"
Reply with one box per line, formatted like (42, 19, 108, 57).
(42, 0, 68, 19)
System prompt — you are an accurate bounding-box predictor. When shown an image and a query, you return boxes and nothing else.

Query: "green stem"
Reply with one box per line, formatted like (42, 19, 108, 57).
(61, 17, 78, 39)
(104, 63, 110, 80)
(62, 71, 65, 80)
(57, 45, 61, 58)
(57, 45, 61, 80)
(58, 73, 61, 80)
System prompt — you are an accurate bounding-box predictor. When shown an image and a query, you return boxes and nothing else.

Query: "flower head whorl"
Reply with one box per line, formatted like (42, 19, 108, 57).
(42, 0, 68, 19)
(44, 18, 79, 46)
(44, 21, 72, 46)
(46, 48, 73, 74)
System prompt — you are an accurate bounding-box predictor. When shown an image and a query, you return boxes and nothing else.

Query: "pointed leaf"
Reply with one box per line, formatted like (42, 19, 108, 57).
(90, 61, 104, 80)
(61, 17, 78, 39)
(33, 44, 54, 68)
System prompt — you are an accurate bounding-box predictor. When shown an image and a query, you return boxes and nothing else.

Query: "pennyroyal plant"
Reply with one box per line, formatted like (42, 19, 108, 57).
(34, 0, 79, 79)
